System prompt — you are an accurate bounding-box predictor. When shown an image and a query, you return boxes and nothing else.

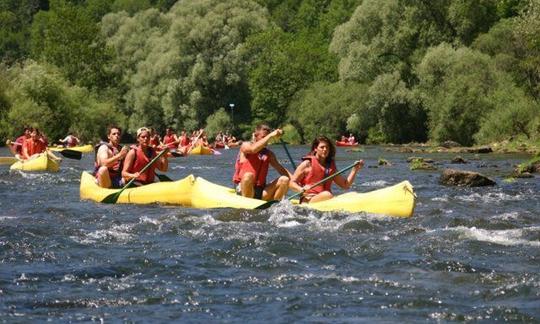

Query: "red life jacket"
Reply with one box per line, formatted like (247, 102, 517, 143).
(22, 138, 46, 159)
(300, 155, 337, 195)
(66, 135, 78, 147)
(128, 146, 157, 185)
(163, 134, 177, 149)
(14, 135, 26, 154)
(94, 142, 123, 178)
(150, 136, 160, 147)
(232, 148, 270, 187)
(180, 135, 190, 147)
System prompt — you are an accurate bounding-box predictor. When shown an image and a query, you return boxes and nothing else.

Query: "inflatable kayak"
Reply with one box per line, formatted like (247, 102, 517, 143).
(10, 153, 60, 172)
(0, 156, 18, 165)
(49, 144, 93, 153)
(189, 145, 213, 155)
(80, 172, 415, 217)
(336, 141, 359, 147)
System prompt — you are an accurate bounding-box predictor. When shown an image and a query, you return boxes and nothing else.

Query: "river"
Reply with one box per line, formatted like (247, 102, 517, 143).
(0, 145, 538, 322)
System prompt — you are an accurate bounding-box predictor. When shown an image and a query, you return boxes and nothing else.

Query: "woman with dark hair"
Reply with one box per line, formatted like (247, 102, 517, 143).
(290, 136, 363, 203)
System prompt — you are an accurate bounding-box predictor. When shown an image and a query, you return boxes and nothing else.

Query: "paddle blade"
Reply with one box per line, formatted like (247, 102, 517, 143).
(101, 191, 122, 204)
(156, 173, 173, 182)
(170, 150, 183, 157)
(59, 149, 82, 160)
(255, 199, 279, 210)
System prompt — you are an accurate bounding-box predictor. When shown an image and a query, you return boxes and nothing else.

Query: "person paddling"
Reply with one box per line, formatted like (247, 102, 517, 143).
(122, 127, 169, 186)
(232, 124, 291, 201)
(7, 126, 31, 159)
(95, 126, 129, 188)
(59, 132, 80, 147)
(290, 136, 363, 203)
(163, 127, 179, 150)
(21, 128, 61, 162)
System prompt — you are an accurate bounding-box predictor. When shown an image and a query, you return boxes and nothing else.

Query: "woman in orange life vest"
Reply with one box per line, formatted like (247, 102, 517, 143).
(232, 124, 291, 201)
(290, 136, 364, 203)
(122, 127, 169, 186)
(6, 126, 31, 159)
(95, 126, 129, 188)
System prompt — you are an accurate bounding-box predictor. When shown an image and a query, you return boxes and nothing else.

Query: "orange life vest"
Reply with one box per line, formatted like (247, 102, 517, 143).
(163, 134, 177, 149)
(128, 146, 157, 185)
(22, 138, 46, 159)
(232, 148, 270, 187)
(300, 155, 337, 195)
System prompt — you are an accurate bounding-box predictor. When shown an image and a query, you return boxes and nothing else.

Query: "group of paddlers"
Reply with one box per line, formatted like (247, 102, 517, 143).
(6, 126, 62, 162)
(339, 133, 357, 145)
(94, 124, 363, 204)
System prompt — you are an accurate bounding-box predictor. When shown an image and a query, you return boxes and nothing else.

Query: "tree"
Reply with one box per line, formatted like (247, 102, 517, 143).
(103, 0, 270, 133)
(205, 108, 233, 140)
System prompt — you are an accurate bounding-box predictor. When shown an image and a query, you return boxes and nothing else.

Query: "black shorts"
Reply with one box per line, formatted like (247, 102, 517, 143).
(235, 184, 264, 200)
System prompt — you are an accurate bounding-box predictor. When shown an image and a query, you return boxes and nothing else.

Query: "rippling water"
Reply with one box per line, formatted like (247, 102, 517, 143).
(1, 145, 539, 322)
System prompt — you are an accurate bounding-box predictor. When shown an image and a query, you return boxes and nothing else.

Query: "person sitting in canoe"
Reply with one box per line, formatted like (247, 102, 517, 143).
(290, 136, 363, 203)
(6, 126, 31, 159)
(347, 133, 356, 144)
(95, 126, 129, 188)
(122, 127, 169, 186)
(58, 132, 80, 147)
(163, 127, 179, 150)
(232, 124, 291, 201)
(19, 128, 62, 162)
(149, 128, 161, 149)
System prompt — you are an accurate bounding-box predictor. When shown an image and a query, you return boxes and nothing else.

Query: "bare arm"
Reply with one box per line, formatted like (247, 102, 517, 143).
(97, 145, 128, 168)
(333, 160, 364, 189)
(156, 148, 169, 172)
(241, 129, 282, 155)
(289, 160, 310, 193)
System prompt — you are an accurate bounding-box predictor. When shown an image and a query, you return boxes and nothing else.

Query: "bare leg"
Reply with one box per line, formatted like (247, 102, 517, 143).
(263, 176, 290, 201)
(307, 191, 333, 203)
(240, 172, 255, 198)
(96, 166, 112, 188)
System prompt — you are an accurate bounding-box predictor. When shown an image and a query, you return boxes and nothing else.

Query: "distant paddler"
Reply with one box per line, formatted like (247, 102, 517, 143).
(163, 127, 179, 150)
(290, 136, 363, 203)
(95, 126, 129, 188)
(6, 126, 31, 159)
(232, 124, 291, 201)
(58, 132, 80, 147)
(20, 128, 61, 162)
(122, 127, 169, 186)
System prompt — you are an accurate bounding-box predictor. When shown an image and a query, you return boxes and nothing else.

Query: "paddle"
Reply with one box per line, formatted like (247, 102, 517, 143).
(156, 173, 173, 182)
(280, 139, 296, 169)
(101, 149, 168, 204)
(255, 161, 360, 210)
(55, 148, 82, 160)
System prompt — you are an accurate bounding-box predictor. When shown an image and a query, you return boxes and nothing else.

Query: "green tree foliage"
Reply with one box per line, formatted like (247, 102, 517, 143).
(415, 43, 534, 145)
(247, 28, 338, 127)
(288, 81, 367, 142)
(4, 60, 123, 142)
(30, 0, 117, 91)
(205, 108, 233, 140)
(103, 0, 270, 133)
(0, 0, 47, 63)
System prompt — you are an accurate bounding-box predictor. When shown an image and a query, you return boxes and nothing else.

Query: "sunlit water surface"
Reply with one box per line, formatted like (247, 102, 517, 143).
(0, 145, 539, 322)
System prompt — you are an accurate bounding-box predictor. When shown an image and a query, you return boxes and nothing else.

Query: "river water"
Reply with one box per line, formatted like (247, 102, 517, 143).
(0, 145, 538, 322)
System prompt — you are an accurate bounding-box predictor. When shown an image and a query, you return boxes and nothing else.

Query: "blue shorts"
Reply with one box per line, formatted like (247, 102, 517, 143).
(110, 175, 124, 188)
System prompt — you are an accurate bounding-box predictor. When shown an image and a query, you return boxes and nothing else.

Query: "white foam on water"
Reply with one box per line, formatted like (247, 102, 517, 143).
(359, 180, 389, 187)
(447, 226, 540, 247)
(492, 211, 521, 220)
(72, 224, 135, 244)
(139, 216, 160, 225)
(0, 216, 17, 220)
(171, 165, 187, 170)
(455, 192, 524, 203)
(192, 166, 217, 170)
(432, 196, 449, 202)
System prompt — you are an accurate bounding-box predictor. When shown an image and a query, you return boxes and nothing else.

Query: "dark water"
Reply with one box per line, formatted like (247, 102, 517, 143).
(1, 145, 539, 322)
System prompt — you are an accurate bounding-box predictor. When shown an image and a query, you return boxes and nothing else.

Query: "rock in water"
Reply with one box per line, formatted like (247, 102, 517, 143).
(439, 169, 496, 187)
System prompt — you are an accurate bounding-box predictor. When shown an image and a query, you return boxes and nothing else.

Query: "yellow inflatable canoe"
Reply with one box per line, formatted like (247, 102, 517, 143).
(80, 172, 415, 217)
(49, 144, 93, 153)
(10, 153, 60, 172)
(0, 156, 18, 165)
(189, 145, 213, 155)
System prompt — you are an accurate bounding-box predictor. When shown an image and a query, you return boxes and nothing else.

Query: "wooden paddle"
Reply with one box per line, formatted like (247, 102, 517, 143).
(101, 149, 168, 204)
(255, 161, 360, 210)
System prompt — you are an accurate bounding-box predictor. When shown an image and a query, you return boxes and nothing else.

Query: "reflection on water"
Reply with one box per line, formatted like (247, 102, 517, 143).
(0, 145, 539, 321)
